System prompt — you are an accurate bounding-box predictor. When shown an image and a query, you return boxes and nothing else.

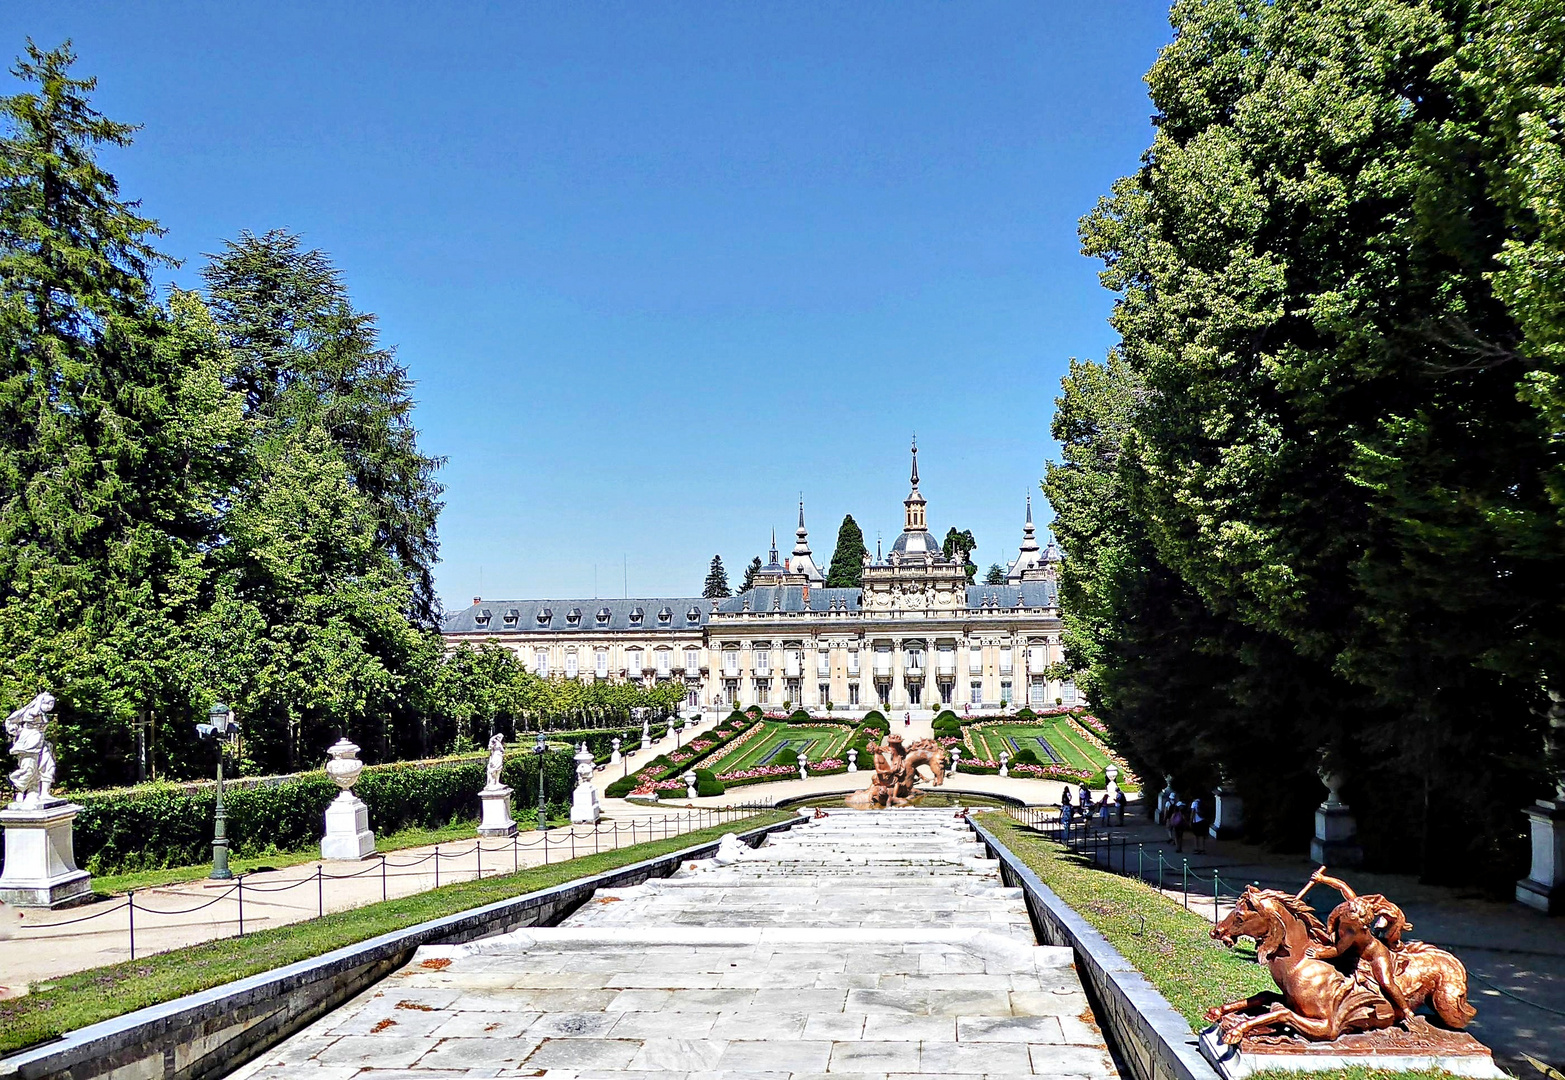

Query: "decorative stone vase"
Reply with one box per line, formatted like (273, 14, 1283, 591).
(571, 743, 601, 824)
(610, 737, 622, 765)
(684, 771, 698, 799)
(1310, 767, 1361, 867)
(847, 748, 858, 773)
(321, 738, 375, 860)
(999, 751, 1010, 778)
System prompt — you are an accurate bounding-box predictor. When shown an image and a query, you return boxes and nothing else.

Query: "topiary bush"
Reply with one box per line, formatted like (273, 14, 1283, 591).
(744, 704, 764, 719)
(773, 748, 800, 767)
(1015, 706, 1037, 720)
(788, 708, 811, 724)
(1011, 748, 1040, 766)
(934, 710, 960, 726)
(861, 710, 887, 725)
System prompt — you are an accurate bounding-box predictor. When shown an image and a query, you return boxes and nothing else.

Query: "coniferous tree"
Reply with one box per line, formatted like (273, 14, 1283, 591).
(739, 556, 762, 592)
(824, 515, 868, 588)
(0, 43, 243, 786)
(941, 528, 978, 584)
(984, 564, 1006, 585)
(202, 230, 446, 625)
(703, 555, 730, 598)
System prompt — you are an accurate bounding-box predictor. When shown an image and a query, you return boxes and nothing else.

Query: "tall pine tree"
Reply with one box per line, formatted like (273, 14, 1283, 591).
(824, 515, 867, 588)
(739, 556, 762, 592)
(702, 555, 730, 598)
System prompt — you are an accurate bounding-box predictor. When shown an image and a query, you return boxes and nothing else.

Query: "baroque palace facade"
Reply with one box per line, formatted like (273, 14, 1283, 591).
(440, 446, 1074, 717)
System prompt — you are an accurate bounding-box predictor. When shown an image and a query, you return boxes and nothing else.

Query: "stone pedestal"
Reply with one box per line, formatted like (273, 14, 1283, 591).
(478, 785, 517, 838)
(321, 793, 375, 860)
(1517, 798, 1565, 914)
(1213, 786, 1245, 839)
(572, 783, 601, 824)
(0, 800, 91, 908)
(1310, 804, 1362, 867)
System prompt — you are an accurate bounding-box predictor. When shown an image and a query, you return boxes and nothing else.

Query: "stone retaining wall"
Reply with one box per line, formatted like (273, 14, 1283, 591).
(0, 816, 800, 1080)
(968, 815, 1220, 1080)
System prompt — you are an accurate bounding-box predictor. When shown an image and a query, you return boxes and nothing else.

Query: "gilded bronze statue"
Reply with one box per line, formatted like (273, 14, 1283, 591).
(843, 734, 949, 808)
(1205, 867, 1475, 1045)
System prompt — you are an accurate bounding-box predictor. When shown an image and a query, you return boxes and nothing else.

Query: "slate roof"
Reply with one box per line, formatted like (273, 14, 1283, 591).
(443, 580, 1057, 635)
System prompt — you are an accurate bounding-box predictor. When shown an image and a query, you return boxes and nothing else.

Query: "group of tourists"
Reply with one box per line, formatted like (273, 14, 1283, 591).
(1156, 785, 1209, 854)
(1059, 784, 1126, 829)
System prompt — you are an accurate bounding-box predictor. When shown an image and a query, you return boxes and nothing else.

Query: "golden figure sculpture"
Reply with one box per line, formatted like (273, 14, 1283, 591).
(1205, 867, 1475, 1045)
(843, 734, 949, 808)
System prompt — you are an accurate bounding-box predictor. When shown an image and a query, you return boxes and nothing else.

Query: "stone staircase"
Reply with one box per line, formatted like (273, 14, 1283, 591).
(233, 810, 1118, 1078)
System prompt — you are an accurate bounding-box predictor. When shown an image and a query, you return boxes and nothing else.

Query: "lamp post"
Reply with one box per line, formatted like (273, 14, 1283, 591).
(534, 732, 548, 831)
(197, 703, 239, 879)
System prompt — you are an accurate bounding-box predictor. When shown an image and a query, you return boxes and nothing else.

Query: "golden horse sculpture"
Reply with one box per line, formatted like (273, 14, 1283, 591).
(843, 734, 949, 808)
(1206, 867, 1476, 1045)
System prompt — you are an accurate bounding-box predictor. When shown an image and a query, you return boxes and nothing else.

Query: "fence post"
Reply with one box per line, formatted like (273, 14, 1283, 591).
(571, 830, 576, 860)
(1157, 852, 1164, 891)
(476, 839, 482, 881)
(1214, 870, 1221, 925)
(128, 890, 135, 960)
(544, 830, 549, 865)
(513, 834, 519, 874)
(237, 876, 244, 937)
(317, 865, 324, 918)
(435, 846, 440, 888)
(1182, 859, 1189, 910)
(382, 855, 388, 902)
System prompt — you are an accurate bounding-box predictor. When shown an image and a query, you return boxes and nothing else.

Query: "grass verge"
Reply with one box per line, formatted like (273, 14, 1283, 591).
(0, 810, 794, 1058)
(977, 815, 1467, 1080)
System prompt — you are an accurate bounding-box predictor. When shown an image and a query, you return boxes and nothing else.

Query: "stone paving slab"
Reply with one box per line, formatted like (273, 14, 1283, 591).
(230, 810, 1119, 1079)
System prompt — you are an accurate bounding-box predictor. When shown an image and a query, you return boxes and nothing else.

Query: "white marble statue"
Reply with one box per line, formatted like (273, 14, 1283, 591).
(610, 736, 622, 765)
(484, 733, 506, 790)
(5, 693, 58, 808)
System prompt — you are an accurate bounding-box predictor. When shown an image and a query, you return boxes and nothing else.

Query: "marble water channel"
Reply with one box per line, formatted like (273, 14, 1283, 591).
(232, 809, 1119, 1079)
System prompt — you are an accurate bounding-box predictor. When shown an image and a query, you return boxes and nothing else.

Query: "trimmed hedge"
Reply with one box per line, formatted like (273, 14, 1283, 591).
(1012, 747, 1040, 766)
(861, 710, 887, 725)
(773, 748, 800, 767)
(58, 750, 580, 876)
(788, 708, 812, 723)
(934, 710, 960, 726)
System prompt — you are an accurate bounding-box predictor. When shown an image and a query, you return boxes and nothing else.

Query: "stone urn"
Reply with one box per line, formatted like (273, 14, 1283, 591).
(684, 770, 698, 799)
(847, 748, 858, 773)
(321, 738, 374, 860)
(325, 738, 364, 794)
(999, 751, 1010, 778)
(1104, 764, 1119, 796)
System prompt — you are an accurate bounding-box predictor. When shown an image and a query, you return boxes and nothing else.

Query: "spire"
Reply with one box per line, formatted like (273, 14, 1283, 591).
(793, 498, 811, 556)
(1006, 493, 1043, 584)
(910, 437, 920, 489)
(769, 528, 779, 566)
(789, 497, 824, 583)
(903, 439, 927, 533)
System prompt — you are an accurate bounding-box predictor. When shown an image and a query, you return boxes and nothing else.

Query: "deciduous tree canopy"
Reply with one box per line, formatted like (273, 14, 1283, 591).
(1047, 0, 1565, 887)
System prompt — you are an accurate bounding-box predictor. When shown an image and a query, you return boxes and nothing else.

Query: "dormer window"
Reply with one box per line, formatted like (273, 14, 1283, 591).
(629, 606, 644, 624)
(503, 607, 519, 626)
(596, 606, 611, 624)
(686, 606, 700, 622)
(475, 607, 492, 626)
(567, 607, 582, 625)
(537, 607, 552, 624)
(658, 606, 673, 624)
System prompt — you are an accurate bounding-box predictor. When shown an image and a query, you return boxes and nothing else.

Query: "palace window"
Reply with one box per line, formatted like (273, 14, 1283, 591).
(629, 606, 644, 625)
(723, 679, 739, 705)
(755, 648, 771, 675)
(940, 682, 953, 704)
(970, 681, 982, 706)
(685, 686, 698, 708)
(937, 645, 955, 675)
(1001, 680, 1013, 705)
(877, 682, 890, 706)
(818, 682, 829, 705)
(722, 649, 739, 676)
(1063, 683, 1077, 705)
(567, 607, 582, 625)
(657, 650, 671, 675)
(969, 646, 982, 674)
(537, 607, 552, 625)
(535, 649, 549, 676)
(1030, 678, 1046, 705)
(817, 650, 829, 677)
(847, 649, 860, 676)
(786, 678, 801, 703)
(999, 647, 1013, 675)
(849, 683, 860, 706)
(757, 678, 772, 704)
(596, 607, 611, 625)
(565, 652, 579, 678)
(502, 608, 519, 627)
(595, 650, 608, 678)
(684, 648, 700, 675)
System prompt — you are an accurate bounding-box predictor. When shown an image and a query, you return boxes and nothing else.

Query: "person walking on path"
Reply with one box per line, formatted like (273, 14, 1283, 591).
(1167, 800, 1188, 852)
(1097, 794, 1112, 829)
(1078, 784, 1091, 813)
(1060, 786, 1074, 827)
(1190, 796, 1209, 854)
(1114, 788, 1127, 826)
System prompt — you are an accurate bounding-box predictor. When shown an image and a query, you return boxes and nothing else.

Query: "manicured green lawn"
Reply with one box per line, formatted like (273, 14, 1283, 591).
(708, 721, 854, 773)
(969, 719, 1106, 772)
(0, 810, 794, 1058)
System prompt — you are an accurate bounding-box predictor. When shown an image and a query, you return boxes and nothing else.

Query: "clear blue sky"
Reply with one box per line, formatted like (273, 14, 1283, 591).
(3, 2, 1171, 607)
